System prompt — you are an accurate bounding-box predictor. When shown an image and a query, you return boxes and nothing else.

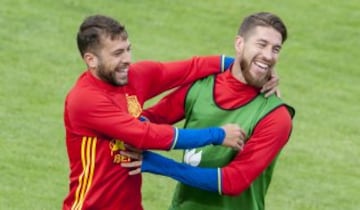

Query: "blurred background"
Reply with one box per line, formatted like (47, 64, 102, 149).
(0, 0, 359, 209)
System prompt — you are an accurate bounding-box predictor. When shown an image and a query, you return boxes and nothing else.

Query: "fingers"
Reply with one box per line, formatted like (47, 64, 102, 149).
(121, 161, 142, 175)
(221, 123, 246, 151)
(230, 140, 244, 151)
(261, 77, 278, 93)
(264, 88, 277, 97)
(275, 89, 281, 98)
(234, 128, 246, 151)
(128, 168, 141, 175)
(121, 160, 142, 168)
(234, 138, 245, 151)
(222, 123, 246, 140)
(120, 151, 142, 160)
(239, 127, 246, 140)
(120, 150, 143, 176)
(124, 144, 143, 153)
(261, 73, 280, 97)
(264, 88, 282, 97)
(237, 140, 244, 151)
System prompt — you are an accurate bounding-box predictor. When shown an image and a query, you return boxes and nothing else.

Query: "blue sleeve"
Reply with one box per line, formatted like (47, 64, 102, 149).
(171, 127, 225, 149)
(138, 116, 225, 150)
(221, 55, 234, 71)
(141, 151, 221, 193)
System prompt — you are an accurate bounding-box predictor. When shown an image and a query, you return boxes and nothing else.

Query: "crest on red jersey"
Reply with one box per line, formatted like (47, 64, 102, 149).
(109, 139, 131, 163)
(126, 94, 142, 117)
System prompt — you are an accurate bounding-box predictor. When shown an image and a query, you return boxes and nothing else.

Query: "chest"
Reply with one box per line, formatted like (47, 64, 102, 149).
(108, 88, 144, 118)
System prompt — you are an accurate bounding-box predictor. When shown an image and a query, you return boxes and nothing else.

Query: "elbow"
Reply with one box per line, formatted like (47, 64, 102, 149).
(222, 184, 250, 196)
(221, 169, 252, 196)
(222, 178, 251, 196)
(130, 134, 173, 151)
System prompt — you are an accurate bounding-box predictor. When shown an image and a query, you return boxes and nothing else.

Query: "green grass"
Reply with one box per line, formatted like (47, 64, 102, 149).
(1, 0, 359, 209)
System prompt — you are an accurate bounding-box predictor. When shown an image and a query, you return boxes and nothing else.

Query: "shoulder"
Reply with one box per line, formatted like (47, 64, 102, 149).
(248, 105, 293, 147)
(66, 82, 111, 114)
(257, 105, 293, 135)
(128, 61, 161, 81)
(129, 61, 160, 72)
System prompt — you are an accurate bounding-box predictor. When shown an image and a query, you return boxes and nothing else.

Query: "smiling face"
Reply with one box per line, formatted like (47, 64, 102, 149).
(77, 15, 131, 86)
(84, 36, 132, 86)
(95, 37, 132, 86)
(234, 26, 283, 88)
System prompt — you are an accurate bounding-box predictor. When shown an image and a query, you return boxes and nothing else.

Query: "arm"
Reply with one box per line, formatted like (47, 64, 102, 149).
(70, 91, 243, 150)
(141, 151, 221, 193)
(142, 68, 280, 124)
(221, 106, 292, 195)
(126, 107, 292, 194)
(132, 55, 234, 100)
(142, 84, 191, 124)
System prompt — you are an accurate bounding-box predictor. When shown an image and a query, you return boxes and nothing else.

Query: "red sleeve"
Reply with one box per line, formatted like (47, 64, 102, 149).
(68, 90, 174, 150)
(130, 55, 222, 101)
(142, 84, 191, 124)
(221, 106, 293, 195)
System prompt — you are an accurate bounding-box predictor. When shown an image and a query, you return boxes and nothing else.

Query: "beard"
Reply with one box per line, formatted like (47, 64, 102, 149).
(240, 58, 271, 89)
(97, 62, 128, 86)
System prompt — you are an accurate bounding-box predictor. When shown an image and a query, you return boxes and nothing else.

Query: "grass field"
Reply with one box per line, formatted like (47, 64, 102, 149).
(1, 0, 359, 209)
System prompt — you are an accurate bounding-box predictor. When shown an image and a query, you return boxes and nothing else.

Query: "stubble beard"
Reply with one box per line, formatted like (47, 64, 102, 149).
(97, 63, 128, 86)
(240, 58, 270, 89)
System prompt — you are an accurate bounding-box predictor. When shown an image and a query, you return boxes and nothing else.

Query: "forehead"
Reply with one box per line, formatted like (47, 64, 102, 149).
(100, 36, 130, 52)
(247, 26, 282, 45)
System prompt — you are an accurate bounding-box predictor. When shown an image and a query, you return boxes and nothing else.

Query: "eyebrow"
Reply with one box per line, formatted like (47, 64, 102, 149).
(257, 39, 282, 49)
(112, 44, 131, 54)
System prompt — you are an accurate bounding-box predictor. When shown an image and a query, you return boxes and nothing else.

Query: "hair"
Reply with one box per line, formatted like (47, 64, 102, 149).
(77, 15, 128, 57)
(238, 12, 287, 43)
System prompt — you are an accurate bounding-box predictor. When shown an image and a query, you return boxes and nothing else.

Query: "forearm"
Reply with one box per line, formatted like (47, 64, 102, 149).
(137, 116, 225, 150)
(141, 55, 234, 123)
(139, 55, 234, 100)
(162, 55, 234, 87)
(171, 127, 225, 149)
(142, 151, 221, 193)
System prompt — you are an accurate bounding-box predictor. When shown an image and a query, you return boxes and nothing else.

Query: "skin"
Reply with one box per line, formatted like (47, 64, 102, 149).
(84, 36, 132, 86)
(233, 26, 282, 89)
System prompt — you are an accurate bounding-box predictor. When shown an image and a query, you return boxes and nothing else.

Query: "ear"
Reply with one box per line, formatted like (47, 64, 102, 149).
(234, 35, 244, 54)
(83, 52, 98, 69)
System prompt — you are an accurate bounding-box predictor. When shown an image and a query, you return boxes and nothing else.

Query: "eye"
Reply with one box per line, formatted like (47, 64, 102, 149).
(257, 42, 266, 48)
(117, 50, 124, 55)
(113, 49, 125, 57)
(273, 46, 281, 54)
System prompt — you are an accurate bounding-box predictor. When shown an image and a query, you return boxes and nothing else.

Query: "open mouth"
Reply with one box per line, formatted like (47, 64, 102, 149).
(254, 61, 270, 72)
(114, 67, 128, 79)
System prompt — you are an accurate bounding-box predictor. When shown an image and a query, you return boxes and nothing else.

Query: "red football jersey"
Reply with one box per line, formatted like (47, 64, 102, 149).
(63, 56, 225, 210)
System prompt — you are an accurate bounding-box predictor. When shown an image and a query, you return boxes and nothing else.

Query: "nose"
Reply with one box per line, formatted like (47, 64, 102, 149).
(262, 47, 274, 61)
(123, 50, 131, 64)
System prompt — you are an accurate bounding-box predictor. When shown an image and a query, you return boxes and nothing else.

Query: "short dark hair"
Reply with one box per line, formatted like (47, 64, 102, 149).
(77, 15, 128, 57)
(238, 12, 287, 43)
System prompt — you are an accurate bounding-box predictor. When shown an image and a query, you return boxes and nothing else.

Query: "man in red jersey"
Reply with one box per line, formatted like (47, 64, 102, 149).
(123, 12, 295, 210)
(62, 14, 267, 210)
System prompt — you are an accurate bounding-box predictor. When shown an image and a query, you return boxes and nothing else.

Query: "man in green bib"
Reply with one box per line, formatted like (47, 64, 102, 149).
(122, 12, 295, 210)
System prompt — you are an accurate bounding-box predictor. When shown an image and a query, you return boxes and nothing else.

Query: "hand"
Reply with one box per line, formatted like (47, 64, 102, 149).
(120, 145, 143, 175)
(220, 123, 246, 151)
(260, 68, 281, 97)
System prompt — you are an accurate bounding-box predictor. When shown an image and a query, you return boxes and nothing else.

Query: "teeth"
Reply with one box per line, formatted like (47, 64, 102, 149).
(254, 61, 269, 70)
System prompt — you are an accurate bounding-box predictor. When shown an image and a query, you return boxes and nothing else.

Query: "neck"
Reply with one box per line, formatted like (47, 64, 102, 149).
(88, 67, 97, 77)
(231, 59, 247, 84)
